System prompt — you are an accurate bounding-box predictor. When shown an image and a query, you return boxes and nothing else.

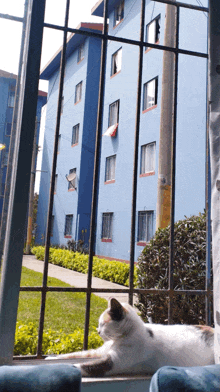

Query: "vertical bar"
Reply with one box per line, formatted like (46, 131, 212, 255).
(129, 0, 146, 305)
(37, 0, 70, 358)
(0, 0, 46, 365)
(0, 0, 29, 267)
(83, 0, 108, 350)
(168, 5, 179, 324)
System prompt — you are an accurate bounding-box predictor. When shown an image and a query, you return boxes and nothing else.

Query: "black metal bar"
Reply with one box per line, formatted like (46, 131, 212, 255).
(154, 0, 208, 12)
(0, 13, 24, 22)
(129, 0, 146, 306)
(0, 0, 46, 365)
(83, 0, 109, 350)
(36, 0, 70, 358)
(43, 23, 208, 59)
(168, 5, 180, 325)
(19, 286, 213, 295)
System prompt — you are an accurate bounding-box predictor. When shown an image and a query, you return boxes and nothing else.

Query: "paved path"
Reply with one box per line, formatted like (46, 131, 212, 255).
(22, 255, 137, 304)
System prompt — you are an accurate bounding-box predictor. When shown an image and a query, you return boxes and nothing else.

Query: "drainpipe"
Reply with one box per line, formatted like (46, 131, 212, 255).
(156, 2, 176, 229)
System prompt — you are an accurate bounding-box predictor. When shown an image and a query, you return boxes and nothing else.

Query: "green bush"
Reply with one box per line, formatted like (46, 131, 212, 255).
(31, 246, 137, 287)
(136, 212, 213, 325)
(14, 322, 103, 356)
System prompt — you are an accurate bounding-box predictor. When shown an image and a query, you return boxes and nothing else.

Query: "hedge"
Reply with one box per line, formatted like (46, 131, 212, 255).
(14, 322, 103, 356)
(136, 212, 213, 325)
(31, 246, 137, 287)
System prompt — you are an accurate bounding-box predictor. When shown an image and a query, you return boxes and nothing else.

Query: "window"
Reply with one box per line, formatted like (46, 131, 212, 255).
(64, 214, 73, 237)
(78, 43, 84, 62)
(105, 155, 116, 183)
(72, 124, 79, 145)
(6, 123, 11, 136)
(75, 81, 82, 104)
(8, 91, 15, 108)
(143, 77, 158, 112)
(54, 174, 58, 193)
(140, 142, 156, 176)
(146, 15, 161, 50)
(114, 0, 124, 26)
(101, 212, 113, 241)
(68, 168, 76, 190)
(111, 48, 122, 76)
(138, 211, 154, 243)
(109, 100, 119, 127)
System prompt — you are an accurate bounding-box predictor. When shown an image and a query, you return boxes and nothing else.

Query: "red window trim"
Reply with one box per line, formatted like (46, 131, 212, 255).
(77, 58, 84, 65)
(140, 171, 155, 177)
(71, 143, 79, 147)
(68, 188, 76, 192)
(142, 104, 157, 114)
(137, 241, 147, 246)
(104, 180, 115, 185)
(64, 235, 72, 239)
(74, 100, 81, 106)
(101, 238, 112, 243)
(113, 18, 124, 29)
(145, 40, 160, 54)
(110, 70, 121, 79)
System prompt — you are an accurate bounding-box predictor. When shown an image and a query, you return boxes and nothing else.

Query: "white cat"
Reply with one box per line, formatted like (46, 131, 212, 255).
(45, 298, 215, 377)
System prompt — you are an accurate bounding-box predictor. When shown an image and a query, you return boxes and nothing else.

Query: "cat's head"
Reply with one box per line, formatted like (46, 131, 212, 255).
(97, 298, 142, 341)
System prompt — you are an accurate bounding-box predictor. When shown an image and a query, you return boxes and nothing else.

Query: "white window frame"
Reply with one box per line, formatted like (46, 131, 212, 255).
(138, 211, 154, 243)
(101, 212, 113, 240)
(105, 155, 116, 182)
(114, 0, 124, 26)
(141, 142, 156, 175)
(72, 124, 79, 145)
(8, 91, 15, 108)
(109, 100, 119, 127)
(146, 15, 161, 50)
(64, 214, 73, 236)
(75, 81, 82, 103)
(111, 48, 122, 76)
(143, 77, 158, 111)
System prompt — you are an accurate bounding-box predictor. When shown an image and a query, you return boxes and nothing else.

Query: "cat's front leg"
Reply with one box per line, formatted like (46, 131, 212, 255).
(77, 354, 114, 377)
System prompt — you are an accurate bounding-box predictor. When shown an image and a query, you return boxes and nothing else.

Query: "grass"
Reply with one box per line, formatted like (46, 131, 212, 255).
(18, 267, 107, 334)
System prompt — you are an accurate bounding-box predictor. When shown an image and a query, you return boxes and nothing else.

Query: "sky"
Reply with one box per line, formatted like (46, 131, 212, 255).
(0, 0, 102, 91)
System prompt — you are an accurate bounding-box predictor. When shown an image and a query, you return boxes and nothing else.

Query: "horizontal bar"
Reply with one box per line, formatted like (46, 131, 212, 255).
(0, 13, 24, 23)
(155, 0, 208, 12)
(43, 23, 208, 59)
(20, 286, 212, 295)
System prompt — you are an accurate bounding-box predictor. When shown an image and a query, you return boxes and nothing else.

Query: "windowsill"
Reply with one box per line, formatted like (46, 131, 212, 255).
(140, 171, 155, 177)
(71, 143, 79, 147)
(113, 19, 124, 29)
(110, 70, 121, 79)
(104, 180, 115, 185)
(142, 104, 157, 114)
(77, 58, 84, 64)
(137, 241, 147, 246)
(145, 40, 159, 53)
(101, 238, 112, 242)
(74, 100, 81, 105)
(68, 188, 76, 192)
(64, 235, 72, 239)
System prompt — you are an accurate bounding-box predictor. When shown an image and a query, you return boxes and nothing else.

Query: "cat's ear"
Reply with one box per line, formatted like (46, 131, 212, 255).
(108, 298, 124, 321)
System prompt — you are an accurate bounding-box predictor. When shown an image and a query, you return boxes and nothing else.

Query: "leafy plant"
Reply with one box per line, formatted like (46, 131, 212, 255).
(31, 246, 137, 287)
(136, 212, 213, 325)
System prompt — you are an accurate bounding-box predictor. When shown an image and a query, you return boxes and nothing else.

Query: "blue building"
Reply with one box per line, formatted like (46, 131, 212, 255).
(36, 23, 103, 245)
(0, 69, 47, 219)
(37, 1, 208, 262)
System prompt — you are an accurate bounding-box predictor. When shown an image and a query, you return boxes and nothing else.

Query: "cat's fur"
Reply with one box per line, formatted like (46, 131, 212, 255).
(45, 298, 215, 377)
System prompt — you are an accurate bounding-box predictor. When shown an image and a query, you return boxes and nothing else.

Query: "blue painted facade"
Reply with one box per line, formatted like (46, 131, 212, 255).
(36, 23, 103, 245)
(0, 69, 47, 219)
(37, 1, 208, 262)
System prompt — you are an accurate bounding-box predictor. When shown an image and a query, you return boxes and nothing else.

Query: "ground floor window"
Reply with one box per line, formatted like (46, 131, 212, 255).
(101, 212, 113, 241)
(64, 214, 73, 237)
(138, 210, 154, 243)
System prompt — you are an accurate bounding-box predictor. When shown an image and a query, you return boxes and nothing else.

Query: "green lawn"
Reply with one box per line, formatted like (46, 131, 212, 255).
(18, 267, 107, 334)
